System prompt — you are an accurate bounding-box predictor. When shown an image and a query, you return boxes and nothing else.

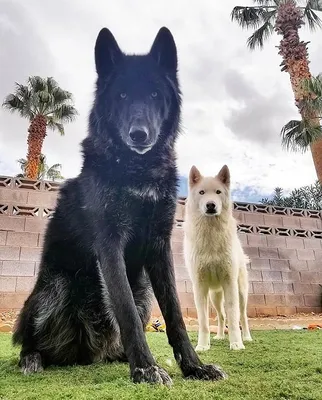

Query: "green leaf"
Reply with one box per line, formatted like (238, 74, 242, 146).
(231, 6, 276, 29)
(303, 74, 322, 98)
(247, 16, 275, 49)
(303, 4, 322, 30)
(253, 0, 280, 5)
(51, 104, 78, 123)
(231, 6, 276, 49)
(306, 0, 322, 12)
(280, 119, 322, 153)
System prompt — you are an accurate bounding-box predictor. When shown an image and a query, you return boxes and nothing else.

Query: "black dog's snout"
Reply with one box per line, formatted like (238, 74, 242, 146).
(129, 130, 148, 144)
(206, 202, 217, 214)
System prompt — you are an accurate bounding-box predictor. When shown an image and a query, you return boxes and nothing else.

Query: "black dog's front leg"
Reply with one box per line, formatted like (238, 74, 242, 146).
(96, 238, 172, 386)
(146, 238, 226, 381)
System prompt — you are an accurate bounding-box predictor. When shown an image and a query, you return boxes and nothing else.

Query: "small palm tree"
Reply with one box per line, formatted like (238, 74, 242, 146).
(231, 0, 322, 182)
(3, 76, 77, 180)
(17, 154, 64, 182)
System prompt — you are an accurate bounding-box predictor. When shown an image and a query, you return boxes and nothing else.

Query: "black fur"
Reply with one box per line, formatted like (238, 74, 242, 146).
(13, 27, 226, 384)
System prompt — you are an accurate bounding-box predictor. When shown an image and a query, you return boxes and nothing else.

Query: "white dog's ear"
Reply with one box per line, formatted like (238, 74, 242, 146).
(217, 165, 230, 186)
(189, 165, 202, 186)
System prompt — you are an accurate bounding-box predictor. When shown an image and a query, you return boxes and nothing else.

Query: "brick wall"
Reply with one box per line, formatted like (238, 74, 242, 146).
(0, 176, 321, 317)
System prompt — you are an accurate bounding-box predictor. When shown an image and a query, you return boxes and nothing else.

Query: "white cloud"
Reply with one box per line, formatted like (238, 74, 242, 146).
(0, 0, 321, 199)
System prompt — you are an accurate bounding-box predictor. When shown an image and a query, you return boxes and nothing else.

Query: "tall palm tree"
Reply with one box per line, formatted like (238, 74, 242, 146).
(17, 154, 64, 182)
(231, 0, 322, 182)
(2, 76, 77, 180)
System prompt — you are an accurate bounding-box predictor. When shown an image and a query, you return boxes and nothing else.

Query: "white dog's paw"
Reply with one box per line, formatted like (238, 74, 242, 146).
(243, 335, 253, 342)
(213, 334, 225, 341)
(195, 344, 210, 352)
(230, 342, 245, 351)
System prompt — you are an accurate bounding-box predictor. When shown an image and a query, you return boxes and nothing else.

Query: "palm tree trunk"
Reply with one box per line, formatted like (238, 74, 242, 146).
(275, 0, 322, 183)
(310, 141, 322, 183)
(25, 115, 47, 180)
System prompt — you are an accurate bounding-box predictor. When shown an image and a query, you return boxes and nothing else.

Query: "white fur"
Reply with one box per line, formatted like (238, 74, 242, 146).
(183, 165, 252, 352)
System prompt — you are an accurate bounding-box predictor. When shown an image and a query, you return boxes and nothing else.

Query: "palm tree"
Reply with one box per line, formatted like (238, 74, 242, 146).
(2, 76, 77, 180)
(17, 154, 64, 182)
(231, 0, 322, 182)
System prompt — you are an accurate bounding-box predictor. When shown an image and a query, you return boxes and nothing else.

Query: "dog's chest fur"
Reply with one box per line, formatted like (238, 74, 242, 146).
(184, 215, 240, 287)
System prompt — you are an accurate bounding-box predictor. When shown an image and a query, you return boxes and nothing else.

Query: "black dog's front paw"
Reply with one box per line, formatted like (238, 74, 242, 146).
(184, 363, 227, 381)
(132, 365, 173, 386)
(20, 352, 44, 375)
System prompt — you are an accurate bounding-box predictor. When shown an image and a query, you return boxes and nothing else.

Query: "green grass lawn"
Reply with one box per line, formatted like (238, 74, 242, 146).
(0, 331, 321, 400)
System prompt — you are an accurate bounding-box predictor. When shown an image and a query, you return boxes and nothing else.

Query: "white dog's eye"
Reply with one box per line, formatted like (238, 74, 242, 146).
(199, 190, 205, 195)
(151, 91, 158, 98)
(120, 93, 127, 99)
(216, 190, 221, 194)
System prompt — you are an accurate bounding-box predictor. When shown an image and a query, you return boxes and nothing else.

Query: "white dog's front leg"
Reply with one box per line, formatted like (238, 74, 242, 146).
(192, 281, 210, 352)
(222, 280, 244, 350)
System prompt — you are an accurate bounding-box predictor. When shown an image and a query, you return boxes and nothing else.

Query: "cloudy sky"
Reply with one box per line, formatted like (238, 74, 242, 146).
(0, 0, 321, 201)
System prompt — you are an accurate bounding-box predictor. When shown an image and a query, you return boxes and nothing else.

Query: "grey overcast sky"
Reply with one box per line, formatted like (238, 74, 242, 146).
(0, 0, 321, 199)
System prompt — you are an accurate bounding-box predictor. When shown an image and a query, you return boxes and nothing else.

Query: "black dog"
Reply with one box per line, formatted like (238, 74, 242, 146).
(13, 27, 226, 385)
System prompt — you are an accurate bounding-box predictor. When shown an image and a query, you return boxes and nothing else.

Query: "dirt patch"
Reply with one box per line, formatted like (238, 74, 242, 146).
(1, 310, 322, 333)
(0, 310, 19, 333)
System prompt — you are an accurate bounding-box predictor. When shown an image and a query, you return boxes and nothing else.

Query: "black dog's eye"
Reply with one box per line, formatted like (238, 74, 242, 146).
(199, 190, 205, 195)
(120, 93, 127, 99)
(216, 190, 221, 194)
(151, 91, 158, 98)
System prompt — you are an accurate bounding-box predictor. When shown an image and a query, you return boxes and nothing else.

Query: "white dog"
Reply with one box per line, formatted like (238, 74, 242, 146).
(183, 164, 252, 351)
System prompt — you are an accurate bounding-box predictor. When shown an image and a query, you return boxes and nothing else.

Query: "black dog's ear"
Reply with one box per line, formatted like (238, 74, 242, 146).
(150, 27, 177, 73)
(95, 28, 123, 77)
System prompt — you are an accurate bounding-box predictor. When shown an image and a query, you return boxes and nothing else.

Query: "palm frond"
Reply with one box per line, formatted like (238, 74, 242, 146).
(48, 163, 62, 170)
(303, 1, 322, 30)
(48, 120, 65, 135)
(46, 163, 64, 181)
(2, 94, 24, 112)
(52, 87, 74, 106)
(46, 77, 59, 93)
(231, 6, 276, 29)
(16, 158, 27, 173)
(14, 83, 31, 101)
(280, 119, 322, 153)
(28, 76, 47, 93)
(300, 74, 322, 116)
(253, 0, 279, 5)
(306, 0, 322, 12)
(303, 98, 322, 117)
(247, 15, 275, 49)
(303, 74, 322, 98)
(51, 104, 78, 123)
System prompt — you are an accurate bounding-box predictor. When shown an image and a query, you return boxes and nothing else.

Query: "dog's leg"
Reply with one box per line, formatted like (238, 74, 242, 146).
(238, 274, 252, 342)
(146, 238, 226, 381)
(96, 239, 172, 386)
(192, 282, 210, 352)
(209, 289, 226, 340)
(222, 278, 245, 351)
(13, 296, 44, 375)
